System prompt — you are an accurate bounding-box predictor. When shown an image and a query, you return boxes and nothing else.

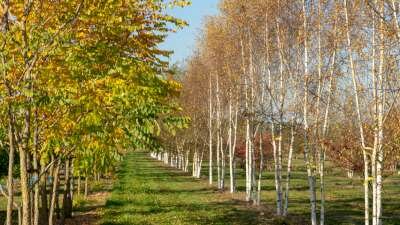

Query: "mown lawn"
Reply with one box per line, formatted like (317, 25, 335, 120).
(100, 152, 285, 225)
(245, 159, 400, 225)
(2, 152, 399, 225)
(100, 152, 400, 225)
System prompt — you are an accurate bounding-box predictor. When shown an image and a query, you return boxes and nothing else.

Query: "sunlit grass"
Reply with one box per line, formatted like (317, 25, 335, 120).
(100, 152, 400, 225)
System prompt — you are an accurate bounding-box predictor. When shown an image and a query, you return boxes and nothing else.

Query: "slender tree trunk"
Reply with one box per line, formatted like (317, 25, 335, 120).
(249, 33, 257, 204)
(19, 147, 31, 225)
(19, 106, 32, 225)
(265, 9, 281, 213)
(6, 105, 15, 225)
(245, 64, 251, 201)
(240, 36, 250, 201)
(276, 19, 285, 215)
(375, 3, 385, 224)
(344, 1, 373, 224)
(232, 96, 238, 192)
(220, 135, 225, 190)
(316, 2, 324, 223)
(33, 154, 40, 225)
(303, 1, 317, 224)
(70, 160, 74, 203)
(47, 154, 55, 218)
(193, 149, 197, 177)
(363, 155, 370, 225)
(185, 151, 189, 172)
(84, 176, 89, 198)
(49, 162, 60, 225)
(63, 159, 73, 219)
(216, 73, 221, 189)
(256, 132, 264, 206)
(371, 2, 378, 224)
(209, 72, 213, 185)
(2, 5, 14, 224)
(39, 166, 49, 225)
(33, 108, 40, 225)
(228, 91, 234, 193)
(197, 150, 204, 178)
(77, 174, 81, 196)
(284, 121, 295, 216)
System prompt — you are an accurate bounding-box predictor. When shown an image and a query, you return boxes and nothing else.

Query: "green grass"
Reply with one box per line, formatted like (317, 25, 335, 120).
(101, 152, 400, 225)
(100, 152, 286, 225)
(1, 152, 399, 225)
(200, 158, 400, 225)
(246, 158, 400, 225)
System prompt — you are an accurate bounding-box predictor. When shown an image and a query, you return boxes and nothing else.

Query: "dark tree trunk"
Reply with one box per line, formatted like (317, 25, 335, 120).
(63, 159, 73, 219)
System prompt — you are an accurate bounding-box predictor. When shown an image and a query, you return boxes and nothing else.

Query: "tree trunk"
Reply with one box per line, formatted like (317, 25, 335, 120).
(375, 2, 385, 223)
(209, 72, 213, 185)
(228, 92, 234, 193)
(192, 150, 197, 177)
(303, 1, 317, 224)
(6, 105, 15, 225)
(284, 123, 295, 216)
(49, 161, 60, 225)
(39, 166, 49, 225)
(197, 150, 204, 178)
(33, 108, 40, 225)
(256, 132, 264, 206)
(249, 33, 257, 204)
(344, 1, 373, 224)
(231, 96, 238, 193)
(363, 155, 370, 225)
(77, 174, 81, 196)
(84, 176, 88, 198)
(63, 159, 73, 219)
(220, 133, 225, 190)
(276, 19, 284, 215)
(33, 153, 40, 225)
(216, 73, 221, 189)
(19, 148, 31, 225)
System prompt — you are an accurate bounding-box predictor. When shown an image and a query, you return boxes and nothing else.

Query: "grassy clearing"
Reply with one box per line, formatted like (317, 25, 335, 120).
(100, 152, 289, 225)
(234, 158, 400, 225)
(1, 152, 399, 225)
(203, 158, 400, 225)
(101, 152, 400, 225)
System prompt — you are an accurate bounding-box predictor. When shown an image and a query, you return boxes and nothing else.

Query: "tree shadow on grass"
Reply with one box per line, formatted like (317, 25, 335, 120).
(101, 152, 400, 225)
(102, 197, 276, 225)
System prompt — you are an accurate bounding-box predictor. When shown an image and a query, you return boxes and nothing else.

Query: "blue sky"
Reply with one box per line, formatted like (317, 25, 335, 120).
(160, 0, 219, 66)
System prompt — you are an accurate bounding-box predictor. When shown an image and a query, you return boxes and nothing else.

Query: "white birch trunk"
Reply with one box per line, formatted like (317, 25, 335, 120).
(193, 150, 197, 177)
(344, 1, 372, 224)
(276, 19, 284, 215)
(264, 10, 280, 213)
(228, 91, 234, 193)
(249, 34, 256, 203)
(197, 150, 204, 178)
(231, 95, 239, 192)
(303, 1, 317, 224)
(375, 3, 385, 223)
(216, 73, 221, 189)
(185, 151, 189, 172)
(220, 135, 225, 190)
(209, 72, 213, 185)
(256, 132, 264, 206)
(241, 37, 251, 201)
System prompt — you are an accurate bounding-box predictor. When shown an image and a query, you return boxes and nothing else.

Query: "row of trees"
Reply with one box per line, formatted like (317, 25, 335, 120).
(0, 1, 190, 225)
(157, 1, 400, 225)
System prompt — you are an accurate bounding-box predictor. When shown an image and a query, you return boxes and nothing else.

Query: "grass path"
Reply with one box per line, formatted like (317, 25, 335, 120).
(99, 152, 280, 225)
